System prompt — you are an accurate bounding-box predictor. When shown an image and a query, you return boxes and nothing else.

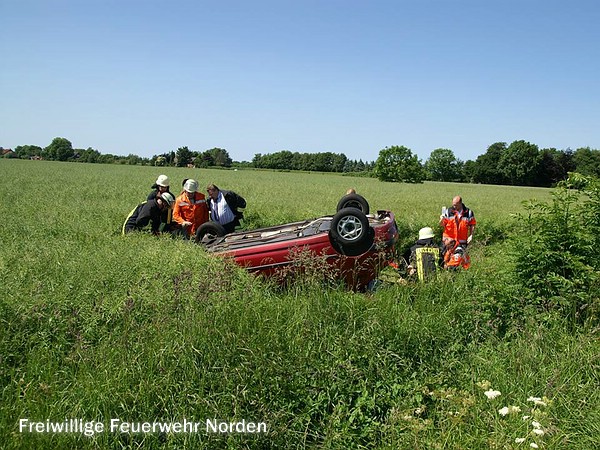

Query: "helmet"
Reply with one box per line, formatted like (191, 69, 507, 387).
(155, 175, 170, 187)
(418, 227, 434, 240)
(183, 179, 198, 193)
(160, 192, 175, 206)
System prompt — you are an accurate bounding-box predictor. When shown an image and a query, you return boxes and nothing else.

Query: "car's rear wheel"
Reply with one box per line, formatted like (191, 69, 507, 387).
(329, 208, 374, 256)
(336, 193, 370, 215)
(195, 222, 226, 245)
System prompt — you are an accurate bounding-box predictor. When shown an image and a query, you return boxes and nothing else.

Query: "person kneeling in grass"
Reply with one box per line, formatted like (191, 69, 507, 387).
(406, 227, 442, 281)
(172, 179, 209, 239)
(122, 192, 175, 236)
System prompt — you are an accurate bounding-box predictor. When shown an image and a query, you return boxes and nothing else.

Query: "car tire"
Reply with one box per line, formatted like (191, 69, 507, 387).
(336, 193, 370, 215)
(329, 208, 374, 256)
(195, 222, 226, 245)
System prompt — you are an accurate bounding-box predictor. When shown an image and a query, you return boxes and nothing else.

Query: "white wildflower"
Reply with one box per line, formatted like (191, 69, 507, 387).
(522, 415, 531, 420)
(515, 437, 526, 443)
(532, 421, 542, 429)
(498, 405, 520, 416)
(530, 443, 539, 449)
(526, 395, 547, 406)
(533, 428, 545, 436)
(484, 389, 502, 399)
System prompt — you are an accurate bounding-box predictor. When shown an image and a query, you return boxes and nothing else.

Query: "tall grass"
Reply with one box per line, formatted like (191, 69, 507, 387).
(1, 160, 597, 449)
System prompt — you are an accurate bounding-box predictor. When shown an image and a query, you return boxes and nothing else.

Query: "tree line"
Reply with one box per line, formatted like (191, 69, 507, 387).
(4, 137, 600, 187)
(5, 139, 235, 169)
(251, 151, 374, 173)
(373, 141, 600, 187)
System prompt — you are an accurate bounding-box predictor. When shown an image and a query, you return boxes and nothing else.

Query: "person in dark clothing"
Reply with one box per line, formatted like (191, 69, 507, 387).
(406, 227, 442, 281)
(122, 192, 175, 235)
(206, 183, 246, 234)
(146, 174, 181, 232)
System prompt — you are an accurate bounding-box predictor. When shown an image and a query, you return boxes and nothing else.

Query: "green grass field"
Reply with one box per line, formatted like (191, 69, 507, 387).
(1, 159, 598, 449)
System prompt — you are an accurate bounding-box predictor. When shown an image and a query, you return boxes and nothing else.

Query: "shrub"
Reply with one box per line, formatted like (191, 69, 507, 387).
(511, 173, 600, 326)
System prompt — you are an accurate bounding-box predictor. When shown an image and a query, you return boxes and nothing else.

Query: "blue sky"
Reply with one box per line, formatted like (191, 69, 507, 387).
(1, 0, 599, 163)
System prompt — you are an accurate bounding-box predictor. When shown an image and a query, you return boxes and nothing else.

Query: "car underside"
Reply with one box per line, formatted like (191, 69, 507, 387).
(195, 195, 399, 290)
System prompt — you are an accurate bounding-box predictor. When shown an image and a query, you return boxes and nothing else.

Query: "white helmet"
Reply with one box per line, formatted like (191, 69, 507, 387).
(183, 179, 198, 193)
(155, 174, 170, 187)
(418, 227, 434, 240)
(160, 192, 175, 206)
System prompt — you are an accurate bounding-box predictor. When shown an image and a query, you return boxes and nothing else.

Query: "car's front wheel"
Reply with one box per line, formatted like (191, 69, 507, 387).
(329, 208, 374, 256)
(195, 222, 226, 245)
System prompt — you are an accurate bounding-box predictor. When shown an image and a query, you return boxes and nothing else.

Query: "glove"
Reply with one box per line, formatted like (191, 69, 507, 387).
(467, 235, 473, 244)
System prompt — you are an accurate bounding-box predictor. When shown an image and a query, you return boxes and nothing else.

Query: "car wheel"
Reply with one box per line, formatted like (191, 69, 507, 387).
(336, 193, 370, 215)
(329, 208, 374, 256)
(195, 222, 226, 245)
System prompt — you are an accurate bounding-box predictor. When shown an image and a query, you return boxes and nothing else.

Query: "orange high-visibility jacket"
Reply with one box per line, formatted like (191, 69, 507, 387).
(443, 244, 471, 270)
(172, 191, 209, 235)
(441, 206, 476, 244)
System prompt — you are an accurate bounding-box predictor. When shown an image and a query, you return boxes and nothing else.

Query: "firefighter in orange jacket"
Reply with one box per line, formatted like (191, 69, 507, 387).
(439, 195, 476, 246)
(172, 179, 209, 238)
(439, 195, 475, 269)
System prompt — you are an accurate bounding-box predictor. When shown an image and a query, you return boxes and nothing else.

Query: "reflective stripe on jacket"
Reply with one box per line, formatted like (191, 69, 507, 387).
(414, 246, 440, 281)
(442, 206, 476, 244)
(173, 192, 209, 235)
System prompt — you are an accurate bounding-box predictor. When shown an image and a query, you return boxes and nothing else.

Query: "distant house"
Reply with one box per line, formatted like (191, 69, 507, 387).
(1, 148, 15, 158)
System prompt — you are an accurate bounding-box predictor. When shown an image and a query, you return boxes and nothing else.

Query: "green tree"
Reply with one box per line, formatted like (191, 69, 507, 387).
(14, 145, 43, 159)
(472, 142, 507, 184)
(78, 147, 101, 163)
(266, 150, 292, 170)
(332, 153, 348, 173)
(125, 154, 143, 165)
(252, 153, 264, 168)
(573, 147, 600, 177)
(534, 148, 574, 187)
(312, 152, 334, 172)
(207, 148, 232, 167)
(556, 149, 577, 177)
(195, 151, 213, 168)
(97, 153, 116, 164)
(175, 146, 193, 167)
(374, 146, 424, 183)
(43, 137, 74, 161)
(462, 160, 476, 183)
(425, 148, 464, 182)
(499, 140, 541, 186)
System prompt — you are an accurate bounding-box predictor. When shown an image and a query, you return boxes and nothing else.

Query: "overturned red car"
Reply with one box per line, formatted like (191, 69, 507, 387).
(195, 194, 399, 290)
